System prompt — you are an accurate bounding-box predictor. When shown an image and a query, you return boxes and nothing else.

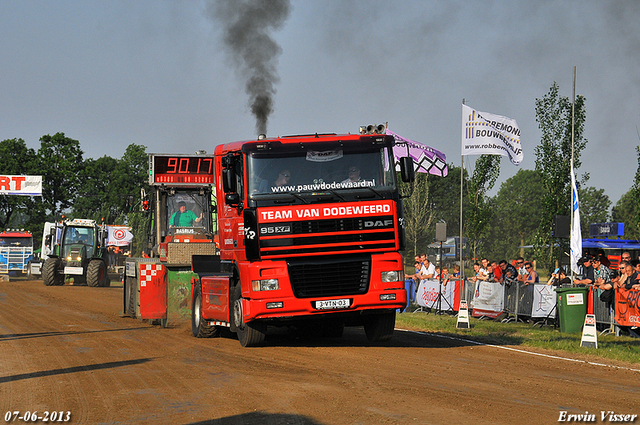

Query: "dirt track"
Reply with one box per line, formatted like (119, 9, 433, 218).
(1, 279, 639, 425)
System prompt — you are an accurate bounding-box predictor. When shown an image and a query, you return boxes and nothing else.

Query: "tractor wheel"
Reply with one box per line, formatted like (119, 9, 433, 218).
(364, 311, 396, 343)
(191, 284, 219, 338)
(87, 260, 107, 287)
(232, 284, 266, 347)
(42, 258, 63, 286)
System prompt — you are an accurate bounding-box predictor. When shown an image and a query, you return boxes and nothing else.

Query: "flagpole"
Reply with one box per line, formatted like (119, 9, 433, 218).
(461, 99, 465, 284)
(571, 66, 576, 281)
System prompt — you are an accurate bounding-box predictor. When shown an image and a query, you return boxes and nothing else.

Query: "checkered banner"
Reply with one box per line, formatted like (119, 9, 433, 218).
(139, 263, 163, 287)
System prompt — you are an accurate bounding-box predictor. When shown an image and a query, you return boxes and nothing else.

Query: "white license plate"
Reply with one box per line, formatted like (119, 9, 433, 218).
(315, 299, 350, 310)
(64, 266, 84, 275)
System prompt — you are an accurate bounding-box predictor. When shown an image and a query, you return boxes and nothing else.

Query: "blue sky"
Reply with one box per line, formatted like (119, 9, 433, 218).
(1, 0, 638, 209)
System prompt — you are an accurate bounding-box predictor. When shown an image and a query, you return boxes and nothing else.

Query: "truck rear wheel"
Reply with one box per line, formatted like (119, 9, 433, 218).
(42, 258, 63, 286)
(364, 311, 396, 342)
(87, 260, 107, 287)
(232, 284, 266, 347)
(191, 284, 220, 338)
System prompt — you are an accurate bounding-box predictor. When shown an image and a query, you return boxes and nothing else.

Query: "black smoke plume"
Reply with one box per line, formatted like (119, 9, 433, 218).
(208, 0, 291, 136)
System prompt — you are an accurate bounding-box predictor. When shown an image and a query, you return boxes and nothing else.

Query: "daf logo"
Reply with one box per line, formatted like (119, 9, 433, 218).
(364, 219, 393, 228)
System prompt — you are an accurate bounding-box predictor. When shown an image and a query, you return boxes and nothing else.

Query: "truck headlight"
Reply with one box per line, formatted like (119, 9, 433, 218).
(252, 278, 279, 291)
(381, 271, 404, 283)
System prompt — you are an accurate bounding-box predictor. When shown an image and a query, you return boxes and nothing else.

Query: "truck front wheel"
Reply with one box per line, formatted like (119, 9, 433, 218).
(364, 311, 396, 342)
(232, 284, 266, 347)
(191, 283, 220, 338)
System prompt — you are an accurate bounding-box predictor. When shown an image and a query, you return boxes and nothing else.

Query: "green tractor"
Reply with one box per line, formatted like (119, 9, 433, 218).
(42, 219, 110, 287)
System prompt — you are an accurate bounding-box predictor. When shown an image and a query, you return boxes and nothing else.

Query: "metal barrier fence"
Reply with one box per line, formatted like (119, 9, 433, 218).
(457, 278, 616, 330)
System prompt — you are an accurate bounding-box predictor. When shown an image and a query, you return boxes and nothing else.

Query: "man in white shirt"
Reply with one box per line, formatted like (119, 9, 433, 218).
(417, 257, 436, 281)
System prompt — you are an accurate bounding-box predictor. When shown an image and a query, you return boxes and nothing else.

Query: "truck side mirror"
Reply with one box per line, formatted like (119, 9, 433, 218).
(400, 157, 415, 183)
(225, 193, 240, 206)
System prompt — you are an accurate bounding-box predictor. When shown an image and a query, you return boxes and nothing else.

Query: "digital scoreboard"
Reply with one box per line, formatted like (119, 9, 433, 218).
(149, 154, 215, 186)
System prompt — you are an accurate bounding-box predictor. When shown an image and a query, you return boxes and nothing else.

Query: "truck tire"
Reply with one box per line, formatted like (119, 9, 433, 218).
(87, 260, 107, 287)
(42, 258, 63, 286)
(191, 284, 220, 338)
(364, 311, 396, 342)
(26, 261, 34, 280)
(232, 284, 266, 347)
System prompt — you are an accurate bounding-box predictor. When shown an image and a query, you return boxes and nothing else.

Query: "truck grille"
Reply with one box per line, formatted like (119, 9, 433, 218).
(287, 255, 370, 298)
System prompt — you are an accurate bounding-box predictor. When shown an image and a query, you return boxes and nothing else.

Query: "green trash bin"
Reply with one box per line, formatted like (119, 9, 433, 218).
(556, 286, 589, 333)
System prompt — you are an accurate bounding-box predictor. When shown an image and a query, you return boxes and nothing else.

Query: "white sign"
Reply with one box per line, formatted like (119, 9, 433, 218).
(471, 281, 505, 318)
(532, 284, 557, 318)
(462, 104, 523, 165)
(0, 175, 42, 196)
(566, 293, 584, 305)
(416, 279, 457, 311)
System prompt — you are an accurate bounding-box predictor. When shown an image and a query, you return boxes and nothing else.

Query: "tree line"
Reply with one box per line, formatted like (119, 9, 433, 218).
(2, 84, 639, 266)
(401, 82, 640, 270)
(0, 133, 150, 254)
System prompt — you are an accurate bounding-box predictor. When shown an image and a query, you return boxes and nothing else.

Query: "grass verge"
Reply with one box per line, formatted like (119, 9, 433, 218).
(396, 309, 640, 366)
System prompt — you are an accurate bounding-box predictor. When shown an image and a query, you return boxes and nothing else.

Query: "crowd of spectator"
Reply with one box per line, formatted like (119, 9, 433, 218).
(405, 248, 640, 336)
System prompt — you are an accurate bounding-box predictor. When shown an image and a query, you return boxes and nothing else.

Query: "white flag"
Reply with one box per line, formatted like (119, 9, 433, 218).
(570, 167, 582, 275)
(461, 104, 523, 165)
(107, 226, 134, 246)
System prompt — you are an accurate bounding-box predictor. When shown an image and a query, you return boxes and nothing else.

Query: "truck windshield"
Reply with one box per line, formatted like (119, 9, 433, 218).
(0, 237, 33, 247)
(248, 146, 396, 197)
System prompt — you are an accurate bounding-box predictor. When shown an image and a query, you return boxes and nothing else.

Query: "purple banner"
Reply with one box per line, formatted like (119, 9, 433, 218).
(386, 129, 448, 177)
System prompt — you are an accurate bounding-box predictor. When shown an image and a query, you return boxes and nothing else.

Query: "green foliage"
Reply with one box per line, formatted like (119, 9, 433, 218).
(485, 169, 545, 261)
(400, 164, 470, 262)
(126, 211, 152, 257)
(633, 146, 640, 235)
(400, 171, 433, 258)
(466, 155, 500, 257)
(37, 133, 84, 217)
(612, 190, 639, 240)
(578, 186, 611, 235)
(0, 138, 40, 230)
(71, 143, 149, 224)
(533, 82, 588, 268)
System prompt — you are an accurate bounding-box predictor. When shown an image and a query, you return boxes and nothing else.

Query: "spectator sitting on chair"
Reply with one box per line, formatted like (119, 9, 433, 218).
(623, 263, 640, 290)
(441, 267, 450, 286)
(491, 261, 502, 282)
(451, 264, 461, 278)
(499, 260, 518, 285)
(485, 264, 496, 282)
(593, 257, 611, 287)
(469, 262, 482, 283)
(416, 257, 436, 281)
(522, 262, 539, 285)
(546, 267, 571, 287)
(515, 257, 526, 278)
(574, 256, 595, 287)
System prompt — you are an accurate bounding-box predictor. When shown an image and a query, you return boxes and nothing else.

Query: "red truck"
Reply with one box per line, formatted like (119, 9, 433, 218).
(191, 127, 415, 346)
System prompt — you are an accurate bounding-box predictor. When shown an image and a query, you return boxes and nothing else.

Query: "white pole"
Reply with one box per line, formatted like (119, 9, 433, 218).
(571, 66, 576, 281)
(461, 99, 465, 288)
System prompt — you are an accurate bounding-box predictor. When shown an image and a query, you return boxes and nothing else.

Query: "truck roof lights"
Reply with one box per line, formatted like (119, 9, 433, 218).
(359, 124, 386, 135)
